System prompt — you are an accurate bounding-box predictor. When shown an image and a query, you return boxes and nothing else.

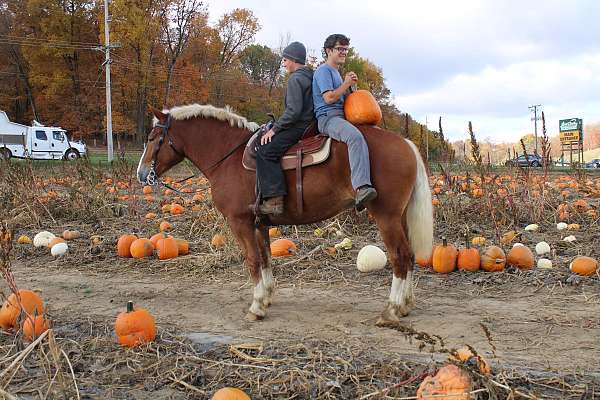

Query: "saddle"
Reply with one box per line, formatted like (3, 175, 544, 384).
(242, 121, 332, 214)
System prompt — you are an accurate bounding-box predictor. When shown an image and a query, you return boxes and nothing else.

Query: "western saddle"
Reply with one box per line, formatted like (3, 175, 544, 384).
(242, 122, 332, 215)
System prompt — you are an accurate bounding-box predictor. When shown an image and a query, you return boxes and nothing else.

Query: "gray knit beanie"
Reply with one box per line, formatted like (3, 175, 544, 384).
(282, 42, 306, 65)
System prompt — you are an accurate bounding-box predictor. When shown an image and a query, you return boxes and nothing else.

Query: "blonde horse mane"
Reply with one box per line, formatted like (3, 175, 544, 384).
(154, 104, 260, 132)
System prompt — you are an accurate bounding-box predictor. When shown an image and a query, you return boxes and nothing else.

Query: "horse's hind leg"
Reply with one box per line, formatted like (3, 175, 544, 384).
(373, 215, 415, 324)
(256, 225, 274, 308)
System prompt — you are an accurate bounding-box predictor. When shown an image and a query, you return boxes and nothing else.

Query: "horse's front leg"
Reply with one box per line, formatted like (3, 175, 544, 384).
(230, 218, 269, 321)
(256, 226, 274, 308)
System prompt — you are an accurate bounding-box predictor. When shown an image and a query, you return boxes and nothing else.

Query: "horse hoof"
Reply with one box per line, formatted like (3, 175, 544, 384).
(246, 312, 264, 322)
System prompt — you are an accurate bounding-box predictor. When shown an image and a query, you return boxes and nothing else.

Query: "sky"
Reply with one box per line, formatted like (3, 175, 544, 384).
(207, 0, 600, 143)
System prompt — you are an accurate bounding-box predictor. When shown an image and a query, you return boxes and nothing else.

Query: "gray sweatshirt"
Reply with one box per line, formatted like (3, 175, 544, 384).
(273, 66, 314, 133)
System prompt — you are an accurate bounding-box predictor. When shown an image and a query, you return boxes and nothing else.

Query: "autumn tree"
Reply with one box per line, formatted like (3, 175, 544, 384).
(161, 0, 206, 107)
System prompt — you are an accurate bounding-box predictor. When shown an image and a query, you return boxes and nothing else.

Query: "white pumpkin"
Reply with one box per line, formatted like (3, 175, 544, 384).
(537, 258, 553, 269)
(33, 231, 56, 248)
(356, 245, 387, 272)
(524, 224, 539, 232)
(535, 241, 551, 256)
(512, 243, 525, 248)
(563, 235, 576, 243)
(50, 242, 68, 256)
(556, 222, 568, 231)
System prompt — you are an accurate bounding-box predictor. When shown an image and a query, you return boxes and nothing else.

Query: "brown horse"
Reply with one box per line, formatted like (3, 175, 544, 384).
(137, 104, 433, 324)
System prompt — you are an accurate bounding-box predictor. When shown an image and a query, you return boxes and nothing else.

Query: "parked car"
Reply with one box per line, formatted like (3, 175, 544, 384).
(505, 154, 544, 167)
(586, 158, 600, 169)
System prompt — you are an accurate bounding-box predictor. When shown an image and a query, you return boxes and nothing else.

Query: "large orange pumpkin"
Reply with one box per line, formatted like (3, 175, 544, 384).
(457, 240, 480, 272)
(156, 237, 179, 260)
(432, 237, 457, 274)
(0, 290, 45, 330)
(150, 232, 170, 248)
(569, 256, 598, 276)
(175, 238, 189, 255)
(130, 238, 154, 258)
(117, 234, 138, 258)
(22, 314, 50, 341)
(211, 387, 251, 400)
(115, 301, 156, 347)
(343, 90, 382, 125)
(507, 245, 535, 270)
(416, 364, 471, 400)
(481, 246, 506, 272)
(270, 238, 297, 257)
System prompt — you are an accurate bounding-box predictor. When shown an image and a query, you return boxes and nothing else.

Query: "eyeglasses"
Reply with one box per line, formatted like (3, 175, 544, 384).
(333, 47, 349, 54)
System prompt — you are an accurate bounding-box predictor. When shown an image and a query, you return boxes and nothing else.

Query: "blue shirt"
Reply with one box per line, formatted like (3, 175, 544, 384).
(312, 63, 344, 119)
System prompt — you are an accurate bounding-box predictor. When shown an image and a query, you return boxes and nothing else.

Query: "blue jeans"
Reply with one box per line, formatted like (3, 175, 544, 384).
(318, 111, 372, 190)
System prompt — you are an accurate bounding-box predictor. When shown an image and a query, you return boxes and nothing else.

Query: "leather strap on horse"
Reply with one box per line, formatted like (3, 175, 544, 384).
(295, 147, 303, 214)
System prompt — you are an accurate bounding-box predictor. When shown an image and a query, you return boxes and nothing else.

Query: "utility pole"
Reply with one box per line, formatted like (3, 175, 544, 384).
(104, 0, 114, 163)
(528, 104, 541, 155)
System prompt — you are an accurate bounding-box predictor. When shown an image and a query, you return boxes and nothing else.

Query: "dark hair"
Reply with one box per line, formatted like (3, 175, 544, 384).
(323, 34, 350, 50)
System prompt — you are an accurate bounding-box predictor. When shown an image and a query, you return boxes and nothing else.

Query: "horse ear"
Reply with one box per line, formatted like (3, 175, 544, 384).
(148, 105, 166, 121)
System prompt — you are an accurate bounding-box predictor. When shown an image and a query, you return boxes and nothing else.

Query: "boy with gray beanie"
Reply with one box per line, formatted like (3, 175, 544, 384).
(256, 41, 314, 215)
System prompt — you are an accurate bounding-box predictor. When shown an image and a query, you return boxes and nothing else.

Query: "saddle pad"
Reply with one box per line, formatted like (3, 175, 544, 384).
(242, 136, 332, 171)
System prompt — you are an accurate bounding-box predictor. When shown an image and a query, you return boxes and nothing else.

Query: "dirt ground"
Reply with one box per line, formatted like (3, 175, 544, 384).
(14, 238, 600, 376)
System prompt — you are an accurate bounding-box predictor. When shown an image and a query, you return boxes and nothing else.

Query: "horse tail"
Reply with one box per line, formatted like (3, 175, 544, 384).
(404, 139, 433, 261)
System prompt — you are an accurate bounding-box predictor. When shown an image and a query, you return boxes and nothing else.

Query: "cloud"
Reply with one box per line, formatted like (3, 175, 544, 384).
(395, 52, 600, 141)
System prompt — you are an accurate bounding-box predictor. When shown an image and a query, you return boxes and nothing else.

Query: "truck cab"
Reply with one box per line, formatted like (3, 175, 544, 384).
(0, 111, 86, 160)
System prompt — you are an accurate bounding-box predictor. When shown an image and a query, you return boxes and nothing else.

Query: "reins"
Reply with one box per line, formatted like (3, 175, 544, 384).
(145, 115, 259, 194)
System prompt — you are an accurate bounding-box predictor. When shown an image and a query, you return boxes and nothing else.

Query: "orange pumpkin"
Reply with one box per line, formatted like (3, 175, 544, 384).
(22, 314, 50, 341)
(569, 256, 598, 276)
(145, 212, 157, 220)
(159, 221, 172, 232)
(130, 238, 154, 258)
(480, 246, 506, 272)
(432, 237, 457, 274)
(270, 238, 297, 257)
(0, 290, 45, 330)
(211, 387, 251, 400)
(150, 232, 169, 248)
(343, 90, 382, 125)
(47, 237, 66, 249)
(211, 234, 226, 248)
(170, 204, 184, 215)
(142, 186, 153, 194)
(175, 239, 189, 255)
(62, 230, 81, 240)
(507, 245, 535, 270)
(156, 237, 179, 260)
(115, 301, 156, 347)
(117, 234, 138, 258)
(416, 244, 437, 268)
(416, 364, 471, 400)
(457, 239, 480, 272)
(268, 227, 282, 238)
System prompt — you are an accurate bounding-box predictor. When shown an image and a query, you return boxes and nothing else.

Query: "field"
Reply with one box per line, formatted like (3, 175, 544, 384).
(0, 155, 599, 399)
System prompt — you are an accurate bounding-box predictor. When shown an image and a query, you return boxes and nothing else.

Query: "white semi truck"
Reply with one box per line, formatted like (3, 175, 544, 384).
(0, 110, 86, 160)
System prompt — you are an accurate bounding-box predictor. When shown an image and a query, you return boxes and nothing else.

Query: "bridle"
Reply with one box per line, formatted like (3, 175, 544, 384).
(145, 114, 183, 186)
(144, 113, 257, 189)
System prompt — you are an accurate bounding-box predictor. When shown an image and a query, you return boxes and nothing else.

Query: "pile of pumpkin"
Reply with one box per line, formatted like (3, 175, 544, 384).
(117, 229, 189, 260)
(418, 236, 597, 277)
(0, 289, 49, 341)
(17, 229, 82, 256)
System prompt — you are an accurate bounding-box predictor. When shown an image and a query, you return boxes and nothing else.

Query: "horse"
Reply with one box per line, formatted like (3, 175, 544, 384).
(137, 103, 433, 324)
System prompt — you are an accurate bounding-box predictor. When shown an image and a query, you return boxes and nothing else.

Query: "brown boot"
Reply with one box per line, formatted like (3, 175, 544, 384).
(259, 196, 284, 216)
